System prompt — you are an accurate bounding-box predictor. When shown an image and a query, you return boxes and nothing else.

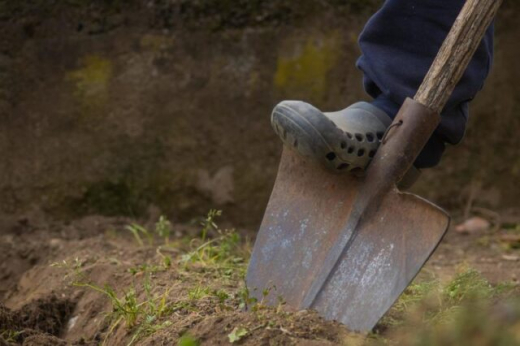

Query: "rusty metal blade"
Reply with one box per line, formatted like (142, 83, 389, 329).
(311, 188, 449, 331)
(246, 148, 449, 331)
(247, 148, 361, 309)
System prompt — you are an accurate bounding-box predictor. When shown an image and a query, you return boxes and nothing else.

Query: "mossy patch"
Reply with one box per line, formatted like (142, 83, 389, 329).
(274, 33, 340, 103)
(66, 55, 113, 115)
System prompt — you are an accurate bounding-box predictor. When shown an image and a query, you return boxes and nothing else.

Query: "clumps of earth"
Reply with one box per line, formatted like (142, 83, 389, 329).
(0, 209, 519, 345)
(0, 297, 74, 345)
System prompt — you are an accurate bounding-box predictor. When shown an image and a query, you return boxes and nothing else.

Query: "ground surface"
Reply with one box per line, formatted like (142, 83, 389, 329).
(1, 209, 520, 345)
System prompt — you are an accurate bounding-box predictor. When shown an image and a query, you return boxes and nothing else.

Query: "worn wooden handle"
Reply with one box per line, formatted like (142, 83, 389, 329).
(415, 0, 502, 113)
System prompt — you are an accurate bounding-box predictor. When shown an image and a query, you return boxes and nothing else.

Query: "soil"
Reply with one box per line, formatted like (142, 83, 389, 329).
(0, 209, 519, 345)
(1, 0, 520, 229)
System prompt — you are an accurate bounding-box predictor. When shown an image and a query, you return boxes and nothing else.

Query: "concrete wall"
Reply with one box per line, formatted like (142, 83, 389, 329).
(1, 1, 518, 227)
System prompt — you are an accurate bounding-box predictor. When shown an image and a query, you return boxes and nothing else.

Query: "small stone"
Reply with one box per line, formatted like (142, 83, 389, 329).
(49, 238, 62, 248)
(67, 316, 79, 331)
(500, 233, 520, 244)
(502, 254, 520, 262)
(455, 216, 491, 234)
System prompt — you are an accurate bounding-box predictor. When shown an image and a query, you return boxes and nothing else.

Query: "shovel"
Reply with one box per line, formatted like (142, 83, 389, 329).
(246, 0, 502, 332)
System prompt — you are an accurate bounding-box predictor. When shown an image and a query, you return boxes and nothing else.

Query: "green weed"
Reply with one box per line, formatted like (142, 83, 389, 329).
(181, 210, 246, 278)
(444, 268, 495, 302)
(129, 317, 172, 346)
(126, 215, 173, 247)
(228, 326, 248, 343)
(126, 223, 153, 247)
(213, 289, 230, 303)
(128, 263, 161, 276)
(0, 330, 22, 343)
(237, 284, 258, 310)
(156, 247, 172, 269)
(188, 286, 210, 301)
(51, 257, 87, 284)
(155, 215, 172, 245)
(200, 209, 221, 241)
(178, 334, 200, 346)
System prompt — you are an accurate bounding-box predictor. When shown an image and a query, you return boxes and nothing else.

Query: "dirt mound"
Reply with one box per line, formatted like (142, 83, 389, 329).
(0, 214, 354, 345)
(1, 212, 519, 345)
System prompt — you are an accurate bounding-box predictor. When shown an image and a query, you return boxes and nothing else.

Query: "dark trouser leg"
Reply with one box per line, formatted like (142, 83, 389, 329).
(356, 0, 494, 168)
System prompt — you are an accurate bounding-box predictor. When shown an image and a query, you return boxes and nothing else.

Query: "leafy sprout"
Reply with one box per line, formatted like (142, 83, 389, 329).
(155, 215, 172, 245)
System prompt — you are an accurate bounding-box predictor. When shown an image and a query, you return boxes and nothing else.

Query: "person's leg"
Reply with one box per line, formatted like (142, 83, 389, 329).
(271, 0, 494, 178)
(357, 0, 494, 168)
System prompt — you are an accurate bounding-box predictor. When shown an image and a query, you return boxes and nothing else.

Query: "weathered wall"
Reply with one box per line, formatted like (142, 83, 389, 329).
(0, 1, 518, 227)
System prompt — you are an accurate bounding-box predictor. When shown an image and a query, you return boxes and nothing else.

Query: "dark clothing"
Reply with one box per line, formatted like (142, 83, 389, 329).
(357, 0, 494, 168)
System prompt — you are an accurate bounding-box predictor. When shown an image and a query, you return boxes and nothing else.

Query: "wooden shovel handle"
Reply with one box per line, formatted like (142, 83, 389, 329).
(415, 0, 502, 113)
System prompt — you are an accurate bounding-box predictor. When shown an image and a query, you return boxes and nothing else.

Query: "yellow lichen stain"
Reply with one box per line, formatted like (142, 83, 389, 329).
(66, 55, 113, 113)
(274, 33, 340, 102)
(512, 158, 520, 177)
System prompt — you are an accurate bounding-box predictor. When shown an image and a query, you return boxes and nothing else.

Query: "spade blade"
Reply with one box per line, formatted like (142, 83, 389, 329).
(246, 148, 449, 331)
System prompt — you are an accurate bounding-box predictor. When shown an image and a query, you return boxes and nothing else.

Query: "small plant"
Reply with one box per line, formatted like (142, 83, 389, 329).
(129, 318, 172, 345)
(88, 280, 173, 344)
(213, 289, 230, 304)
(177, 334, 200, 346)
(155, 215, 172, 245)
(237, 284, 258, 310)
(180, 230, 243, 272)
(200, 209, 222, 241)
(0, 330, 22, 343)
(443, 268, 495, 303)
(181, 210, 245, 279)
(73, 282, 142, 329)
(188, 286, 210, 301)
(228, 326, 249, 343)
(142, 271, 172, 317)
(156, 248, 172, 269)
(51, 257, 87, 284)
(126, 223, 153, 247)
(126, 216, 172, 247)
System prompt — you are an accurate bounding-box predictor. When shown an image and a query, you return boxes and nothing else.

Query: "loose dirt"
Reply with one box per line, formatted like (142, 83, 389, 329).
(0, 209, 519, 345)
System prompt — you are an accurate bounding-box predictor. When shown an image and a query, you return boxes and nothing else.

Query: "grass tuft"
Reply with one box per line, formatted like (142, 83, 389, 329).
(377, 267, 519, 345)
(180, 210, 247, 279)
(126, 215, 174, 247)
(177, 334, 200, 346)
